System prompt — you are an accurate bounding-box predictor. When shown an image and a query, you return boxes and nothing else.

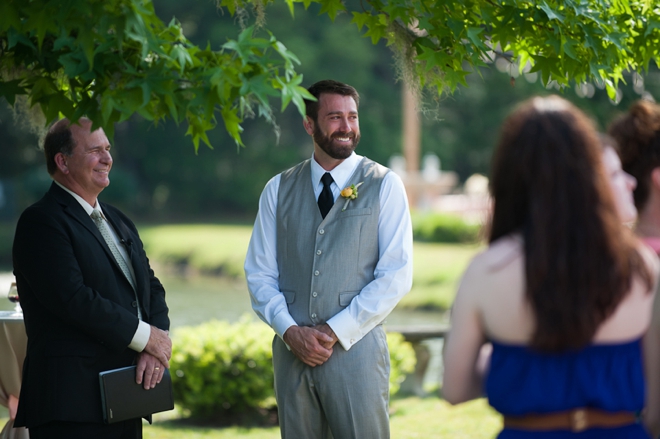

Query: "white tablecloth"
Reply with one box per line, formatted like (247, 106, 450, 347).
(0, 311, 28, 439)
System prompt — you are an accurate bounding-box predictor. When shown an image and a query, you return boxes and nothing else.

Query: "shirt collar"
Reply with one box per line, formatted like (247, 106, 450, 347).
(54, 180, 104, 218)
(310, 152, 362, 190)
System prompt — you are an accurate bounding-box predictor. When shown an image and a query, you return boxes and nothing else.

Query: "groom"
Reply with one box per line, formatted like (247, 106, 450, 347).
(245, 79, 413, 438)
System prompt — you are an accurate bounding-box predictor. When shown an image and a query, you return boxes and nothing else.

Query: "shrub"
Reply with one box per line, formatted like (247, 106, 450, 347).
(171, 316, 275, 422)
(386, 332, 416, 395)
(412, 212, 482, 243)
(171, 316, 417, 422)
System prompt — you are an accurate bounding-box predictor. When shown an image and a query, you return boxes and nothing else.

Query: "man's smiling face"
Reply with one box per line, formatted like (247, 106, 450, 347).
(310, 92, 361, 161)
(64, 120, 113, 202)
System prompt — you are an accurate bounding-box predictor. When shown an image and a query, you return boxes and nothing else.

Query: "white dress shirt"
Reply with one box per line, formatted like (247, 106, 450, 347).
(54, 181, 150, 352)
(244, 152, 413, 350)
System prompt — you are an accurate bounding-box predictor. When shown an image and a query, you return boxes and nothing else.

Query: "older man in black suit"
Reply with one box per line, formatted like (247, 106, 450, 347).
(12, 118, 171, 439)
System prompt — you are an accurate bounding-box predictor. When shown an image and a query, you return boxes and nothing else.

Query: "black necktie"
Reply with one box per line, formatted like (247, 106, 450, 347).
(318, 173, 334, 219)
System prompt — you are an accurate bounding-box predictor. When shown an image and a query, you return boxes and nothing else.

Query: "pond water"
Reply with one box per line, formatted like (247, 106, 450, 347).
(0, 272, 447, 387)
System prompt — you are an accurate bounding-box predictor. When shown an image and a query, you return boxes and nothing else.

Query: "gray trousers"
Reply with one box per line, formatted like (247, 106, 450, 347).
(272, 326, 390, 439)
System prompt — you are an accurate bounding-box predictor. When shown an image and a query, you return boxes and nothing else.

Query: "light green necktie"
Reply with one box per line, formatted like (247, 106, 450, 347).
(90, 209, 142, 319)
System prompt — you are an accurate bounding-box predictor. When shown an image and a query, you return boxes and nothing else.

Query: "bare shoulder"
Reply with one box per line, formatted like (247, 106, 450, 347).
(473, 233, 524, 271)
(594, 239, 659, 342)
(456, 233, 525, 304)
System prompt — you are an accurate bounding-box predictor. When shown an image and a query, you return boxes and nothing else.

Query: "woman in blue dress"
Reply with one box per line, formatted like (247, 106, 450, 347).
(442, 95, 660, 438)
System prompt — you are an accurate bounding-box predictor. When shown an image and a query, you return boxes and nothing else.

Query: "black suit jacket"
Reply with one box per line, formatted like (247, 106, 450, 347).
(12, 182, 169, 428)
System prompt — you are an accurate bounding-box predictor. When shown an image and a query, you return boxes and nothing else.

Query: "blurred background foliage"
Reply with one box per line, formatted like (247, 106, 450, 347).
(2, 0, 660, 223)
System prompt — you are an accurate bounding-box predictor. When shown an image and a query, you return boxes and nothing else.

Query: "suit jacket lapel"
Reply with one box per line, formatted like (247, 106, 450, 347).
(49, 183, 115, 261)
(49, 183, 141, 300)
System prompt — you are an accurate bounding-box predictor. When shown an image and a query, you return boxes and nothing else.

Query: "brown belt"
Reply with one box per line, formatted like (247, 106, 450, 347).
(504, 408, 637, 432)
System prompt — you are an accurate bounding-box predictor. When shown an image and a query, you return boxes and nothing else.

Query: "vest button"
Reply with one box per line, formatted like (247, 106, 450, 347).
(314, 270, 319, 276)
(131, 301, 137, 308)
(316, 250, 322, 255)
(312, 292, 318, 297)
(311, 313, 317, 319)
(319, 229, 325, 235)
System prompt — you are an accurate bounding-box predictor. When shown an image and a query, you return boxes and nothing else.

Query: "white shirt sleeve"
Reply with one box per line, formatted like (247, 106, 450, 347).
(245, 170, 413, 350)
(128, 320, 151, 352)
(244, 174, 298, 339)
(326, 171, 413, 350)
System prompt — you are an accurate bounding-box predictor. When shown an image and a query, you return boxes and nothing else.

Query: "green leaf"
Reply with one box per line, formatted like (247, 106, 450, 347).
(290, 85, 314, 116)
(101, 95, 115, 124)
(186, 116, 215, 152)
(284, 0, 295, 16)
(0, 1, 21, 32)
(164, 94, 179, 122)
(563, 39, 579, 60)
(466, 27, 489, 52)
(351, 12, 372, 31)
(604, 79, 618, 100)
(443, 67, 470, 91)
(362, 16, 388, 44)
(58, 53, 90, 77)
(240, 74, 279, 108)
(540, 3, 565, 23)
(644, 18, 660, 38)
(78, 27, 96, 70)
(171, 44, 193, 75)
(0, 79, 26, 106)
(221, 107, 245, 147)
(318, 0, 345, 21)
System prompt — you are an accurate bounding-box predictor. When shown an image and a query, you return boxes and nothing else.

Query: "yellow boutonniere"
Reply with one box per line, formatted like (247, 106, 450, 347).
(340, 182, 364, 211)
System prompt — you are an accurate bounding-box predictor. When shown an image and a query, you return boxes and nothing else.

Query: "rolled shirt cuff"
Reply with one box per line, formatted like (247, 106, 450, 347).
(128, 320, 151, 352)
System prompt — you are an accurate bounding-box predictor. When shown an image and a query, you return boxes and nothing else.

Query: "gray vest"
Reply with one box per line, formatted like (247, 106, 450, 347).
(276, 157, 388, 326)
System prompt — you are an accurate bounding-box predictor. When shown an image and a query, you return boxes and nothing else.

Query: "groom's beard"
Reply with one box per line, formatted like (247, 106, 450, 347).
(314, 126, 360, 160)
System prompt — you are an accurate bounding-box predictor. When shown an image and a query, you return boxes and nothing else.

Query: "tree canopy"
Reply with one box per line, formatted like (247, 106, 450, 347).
(1, 0, 659, 149)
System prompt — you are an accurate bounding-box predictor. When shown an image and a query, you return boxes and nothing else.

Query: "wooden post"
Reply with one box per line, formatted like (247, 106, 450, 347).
(402, 82, 421, 208)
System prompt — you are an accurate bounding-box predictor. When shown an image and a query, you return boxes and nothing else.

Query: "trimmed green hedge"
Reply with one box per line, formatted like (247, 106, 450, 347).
(171, 316, 275, 421)
(387, 332, 416, 395)
(171, 316, 415, 421)
(412, 213, 482, 243)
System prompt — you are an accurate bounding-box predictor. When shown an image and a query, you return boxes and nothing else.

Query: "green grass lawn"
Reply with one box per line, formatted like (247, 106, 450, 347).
(139, 224, 482, 312)
(0, 397, 500, 438)
(139, 224, 252, 278)
(401, 241, 482, 311)
(0, 224, 495, 437)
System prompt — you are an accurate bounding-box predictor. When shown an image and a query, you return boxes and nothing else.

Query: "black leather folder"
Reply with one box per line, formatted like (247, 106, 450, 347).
(99, 365, 174, 424)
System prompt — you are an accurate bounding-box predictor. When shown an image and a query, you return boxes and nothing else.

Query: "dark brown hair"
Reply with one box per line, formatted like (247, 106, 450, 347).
(43, 118, 86, 175)
(607, 100, 660, 210)
(304, 79, 360, 122)
(489, 95, 651, 351)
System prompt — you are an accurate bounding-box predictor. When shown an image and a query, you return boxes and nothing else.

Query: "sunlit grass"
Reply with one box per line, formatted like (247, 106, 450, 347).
(401, 241, 482, 311)
(0, 396, 499, 438)
(139, 224, 253, 278)
(143, 423, 280, 439)
(139, 224, 483, 312)
(391, 397, 500, 438)
(142, 397, 500, 438)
